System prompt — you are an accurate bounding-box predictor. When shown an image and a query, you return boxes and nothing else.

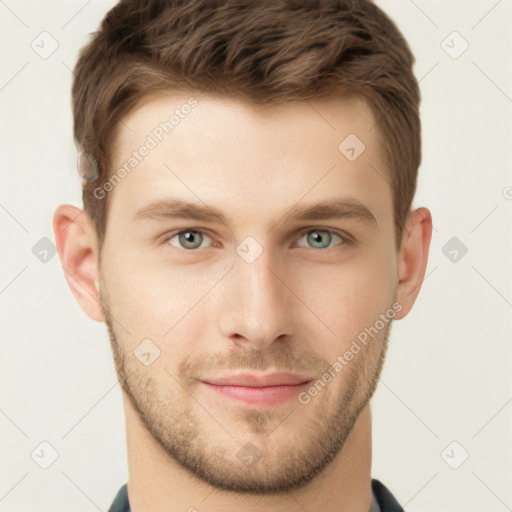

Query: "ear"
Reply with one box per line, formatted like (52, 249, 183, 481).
(52, 204, 105, 322)
(394, 207, 433, 320)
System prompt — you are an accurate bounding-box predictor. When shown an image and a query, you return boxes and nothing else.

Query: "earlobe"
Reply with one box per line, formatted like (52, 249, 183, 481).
(52, 205, 105, 323)
(394, 207, 433, 320)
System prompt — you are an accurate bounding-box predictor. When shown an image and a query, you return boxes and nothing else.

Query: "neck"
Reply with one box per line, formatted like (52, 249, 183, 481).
(123, 392, 373, 512)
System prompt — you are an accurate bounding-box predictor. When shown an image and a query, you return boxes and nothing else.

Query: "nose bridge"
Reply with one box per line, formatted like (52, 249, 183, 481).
(220, 243, 294, 348)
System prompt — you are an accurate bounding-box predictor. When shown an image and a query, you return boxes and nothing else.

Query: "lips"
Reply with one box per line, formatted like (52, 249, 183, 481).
(201, 372, 313, 406)
(202, 372, 312, 387)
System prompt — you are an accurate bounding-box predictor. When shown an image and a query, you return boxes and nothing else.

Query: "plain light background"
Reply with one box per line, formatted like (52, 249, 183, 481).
(1, 1, 511, 511)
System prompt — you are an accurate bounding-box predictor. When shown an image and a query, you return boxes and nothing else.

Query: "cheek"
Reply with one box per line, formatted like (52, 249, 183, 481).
(101, 250, 225, 341)
(288, 248, 396, 349)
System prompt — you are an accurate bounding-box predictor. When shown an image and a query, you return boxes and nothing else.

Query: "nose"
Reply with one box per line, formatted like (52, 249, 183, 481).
(218, 247, 295, 351)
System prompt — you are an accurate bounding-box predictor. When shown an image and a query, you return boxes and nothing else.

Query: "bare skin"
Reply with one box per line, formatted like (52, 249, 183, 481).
(53, 91, 432, 512)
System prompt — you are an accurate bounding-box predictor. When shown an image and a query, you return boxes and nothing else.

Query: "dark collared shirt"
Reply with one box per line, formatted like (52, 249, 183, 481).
(108, 478, 404, 512)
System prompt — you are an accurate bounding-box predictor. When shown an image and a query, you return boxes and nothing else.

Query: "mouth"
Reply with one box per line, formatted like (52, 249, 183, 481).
(200, 372, 313, 406)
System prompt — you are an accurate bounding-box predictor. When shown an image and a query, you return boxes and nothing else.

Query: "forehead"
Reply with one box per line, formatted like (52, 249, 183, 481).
(107, 91, 392, 233)
(114, 90, 379, 157)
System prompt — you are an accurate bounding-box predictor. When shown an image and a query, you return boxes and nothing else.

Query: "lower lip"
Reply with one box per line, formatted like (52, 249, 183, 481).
(202, 382, 311, 406)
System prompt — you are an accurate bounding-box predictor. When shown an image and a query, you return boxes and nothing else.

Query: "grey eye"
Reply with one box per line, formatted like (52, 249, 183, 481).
(169, 230, 211, 250)
(296, 229, 345, 249)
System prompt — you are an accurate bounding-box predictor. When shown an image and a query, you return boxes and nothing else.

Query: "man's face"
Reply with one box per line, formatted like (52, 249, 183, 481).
(98, 92, 399, 493)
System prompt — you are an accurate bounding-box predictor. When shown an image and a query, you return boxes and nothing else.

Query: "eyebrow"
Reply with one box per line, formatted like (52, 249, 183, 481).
(133, 197, 378, 228)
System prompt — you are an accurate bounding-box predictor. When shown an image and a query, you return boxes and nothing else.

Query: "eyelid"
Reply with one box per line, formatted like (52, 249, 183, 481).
(161, 226, 353, 250)
(162, 228, 214, 249)
(294, 227, 352, 248)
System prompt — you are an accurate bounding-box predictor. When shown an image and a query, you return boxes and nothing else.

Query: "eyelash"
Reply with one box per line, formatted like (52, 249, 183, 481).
(161, 227, 352, 251)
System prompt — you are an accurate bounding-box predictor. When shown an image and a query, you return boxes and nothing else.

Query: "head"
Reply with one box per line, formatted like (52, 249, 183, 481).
(54, 0, 432, 495)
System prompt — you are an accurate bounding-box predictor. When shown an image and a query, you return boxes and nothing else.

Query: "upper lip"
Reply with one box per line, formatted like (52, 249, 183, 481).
(202, 372, 312, 387)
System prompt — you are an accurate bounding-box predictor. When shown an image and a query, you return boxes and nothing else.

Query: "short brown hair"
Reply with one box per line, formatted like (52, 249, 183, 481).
(72, 0, 420, 252)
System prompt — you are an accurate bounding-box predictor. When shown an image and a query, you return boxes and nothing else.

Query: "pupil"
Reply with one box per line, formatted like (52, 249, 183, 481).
(181, 230, 201, 248)
(309, 230, 330, 248)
